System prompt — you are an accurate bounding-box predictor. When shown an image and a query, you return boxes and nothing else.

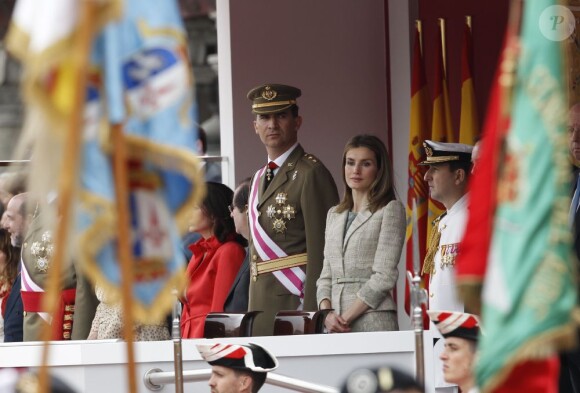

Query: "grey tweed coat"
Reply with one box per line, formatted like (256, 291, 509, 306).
(316, 200, 405, 332)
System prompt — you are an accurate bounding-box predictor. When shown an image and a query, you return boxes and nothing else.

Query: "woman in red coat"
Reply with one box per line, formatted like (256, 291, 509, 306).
(181, 182, 247, 338)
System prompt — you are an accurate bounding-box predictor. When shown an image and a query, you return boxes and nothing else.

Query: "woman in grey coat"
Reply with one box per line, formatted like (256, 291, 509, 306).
(317, 134, 405, 333)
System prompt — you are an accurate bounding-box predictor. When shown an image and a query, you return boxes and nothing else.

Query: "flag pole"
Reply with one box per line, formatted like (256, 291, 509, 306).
(37, 1, 97, 392)
(111, 123, 138, 393)
(172, 295, 184, 393)
(438, 18, 447, 78)
(408, 199, 428, 385)
(416, 20, 423, 57)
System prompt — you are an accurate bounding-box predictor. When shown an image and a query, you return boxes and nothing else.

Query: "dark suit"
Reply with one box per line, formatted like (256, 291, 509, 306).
(223, 251, 250, 312)
(3, 272, 23, 342)
(560, 170, 580, 392)
(248, 145, 339, 336)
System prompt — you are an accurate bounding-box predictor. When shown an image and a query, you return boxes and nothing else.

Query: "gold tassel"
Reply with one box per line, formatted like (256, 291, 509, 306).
(422, 215, 444, 276)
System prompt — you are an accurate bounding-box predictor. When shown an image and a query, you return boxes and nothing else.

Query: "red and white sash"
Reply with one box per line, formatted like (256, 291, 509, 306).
(20, 258, 51, 323)
(249, 167, 306, 308)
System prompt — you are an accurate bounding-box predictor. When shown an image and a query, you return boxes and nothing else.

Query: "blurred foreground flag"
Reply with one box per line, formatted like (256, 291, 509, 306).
(477, 0, 576, 391)
(5, 0, 120, 210)
(75, 0, 204, 323)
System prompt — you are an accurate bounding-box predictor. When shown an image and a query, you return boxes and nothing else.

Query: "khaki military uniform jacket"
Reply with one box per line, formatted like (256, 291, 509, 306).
(22, 213, 98, 341)
(248, 145, 338, 336)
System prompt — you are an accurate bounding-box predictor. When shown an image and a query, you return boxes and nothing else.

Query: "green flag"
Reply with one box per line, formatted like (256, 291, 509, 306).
(476, 0, 577, 391)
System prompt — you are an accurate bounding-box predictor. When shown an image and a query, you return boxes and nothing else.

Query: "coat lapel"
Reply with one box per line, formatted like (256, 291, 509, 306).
(343, 208, 372, 252)
(258, 145, 304, 208)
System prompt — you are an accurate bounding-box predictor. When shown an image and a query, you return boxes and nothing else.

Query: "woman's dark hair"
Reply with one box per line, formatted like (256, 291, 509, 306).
(201, 182, 247, 247)
(0, 228, 20, 289)
(233, 177, 252, 211)
(336, 134, 397, 213)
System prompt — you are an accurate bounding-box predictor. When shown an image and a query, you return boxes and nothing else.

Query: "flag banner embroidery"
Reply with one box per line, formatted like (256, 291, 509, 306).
(76, 0, 205, 323)
(477, 1, 577, 390)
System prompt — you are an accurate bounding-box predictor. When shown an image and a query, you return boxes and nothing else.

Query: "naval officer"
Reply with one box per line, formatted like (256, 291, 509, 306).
(419, 140, 473, 393)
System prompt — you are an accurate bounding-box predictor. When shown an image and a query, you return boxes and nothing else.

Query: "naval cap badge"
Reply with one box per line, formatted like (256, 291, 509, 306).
(31, 231, 54, 273)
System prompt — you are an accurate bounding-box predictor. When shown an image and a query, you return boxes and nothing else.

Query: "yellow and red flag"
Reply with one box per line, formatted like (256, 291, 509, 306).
(458, 18, 479, 145)
(404, 21, 430, 315)
(427, 19, 452, 238)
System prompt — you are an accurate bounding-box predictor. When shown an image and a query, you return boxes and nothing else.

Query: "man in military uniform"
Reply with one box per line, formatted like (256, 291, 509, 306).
(428, 310, 481, 393)
(246, 83, 339, 336)
(20, 205, 98, 341)
(419, 140, 472, 393)
(197, 342, 278, 392)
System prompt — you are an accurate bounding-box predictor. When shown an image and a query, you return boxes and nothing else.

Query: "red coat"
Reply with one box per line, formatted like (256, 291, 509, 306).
(180, 236, 245, 338)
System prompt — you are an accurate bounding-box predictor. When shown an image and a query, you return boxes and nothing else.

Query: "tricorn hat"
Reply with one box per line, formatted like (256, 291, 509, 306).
(247, 83, 301, 114)
(428, 310, 481, 341)
(196, 343, 279, 373)
(419, 140, 473, 165)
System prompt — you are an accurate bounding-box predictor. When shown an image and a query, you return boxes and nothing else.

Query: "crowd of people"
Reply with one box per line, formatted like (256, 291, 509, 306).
(1, 83, 580, 393)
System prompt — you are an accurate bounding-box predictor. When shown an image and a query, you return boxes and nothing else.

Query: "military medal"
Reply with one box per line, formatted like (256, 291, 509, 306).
(266, 192, 296, 234)
(272, 218, 287, 234)
(31, 231, 54, 273)
(440, 243, 458, 269)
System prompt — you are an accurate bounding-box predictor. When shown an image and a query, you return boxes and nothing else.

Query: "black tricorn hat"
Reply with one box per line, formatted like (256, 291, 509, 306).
(428, 310, 481, 341)
(197, 343, 279, 373)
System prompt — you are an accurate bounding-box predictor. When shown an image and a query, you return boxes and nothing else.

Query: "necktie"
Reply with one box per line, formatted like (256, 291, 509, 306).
(264, 161, 278, 189)
(570, 174, 580, 225)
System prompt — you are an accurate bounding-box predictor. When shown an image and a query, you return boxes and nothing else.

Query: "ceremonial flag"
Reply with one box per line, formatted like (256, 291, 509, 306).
(476, 0, 577, 391)
(455, 30, 511, 316)
(427, 19, 452, 241)
(75, 0, 205, 323)
(5, 0, 120, 222)
(405, 21, 430, 315)
(458, 18, 479, 145)
(430, 19, 454, 144)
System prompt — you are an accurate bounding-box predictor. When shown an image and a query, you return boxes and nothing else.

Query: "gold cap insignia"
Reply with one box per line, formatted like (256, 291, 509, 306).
(261, 86, 277, 101)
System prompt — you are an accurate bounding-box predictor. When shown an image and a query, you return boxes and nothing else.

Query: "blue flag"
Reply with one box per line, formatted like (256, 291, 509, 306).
(77, 0, 204, 323)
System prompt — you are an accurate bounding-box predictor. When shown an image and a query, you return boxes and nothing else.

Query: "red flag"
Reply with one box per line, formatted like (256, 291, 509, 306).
(457, 2, 564, 390)
(454, 33, 510, 315)
(404, 21, 430, 315)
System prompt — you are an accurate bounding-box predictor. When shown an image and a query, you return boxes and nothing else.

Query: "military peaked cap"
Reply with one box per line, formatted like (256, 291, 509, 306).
(247, 83, 301, 114)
